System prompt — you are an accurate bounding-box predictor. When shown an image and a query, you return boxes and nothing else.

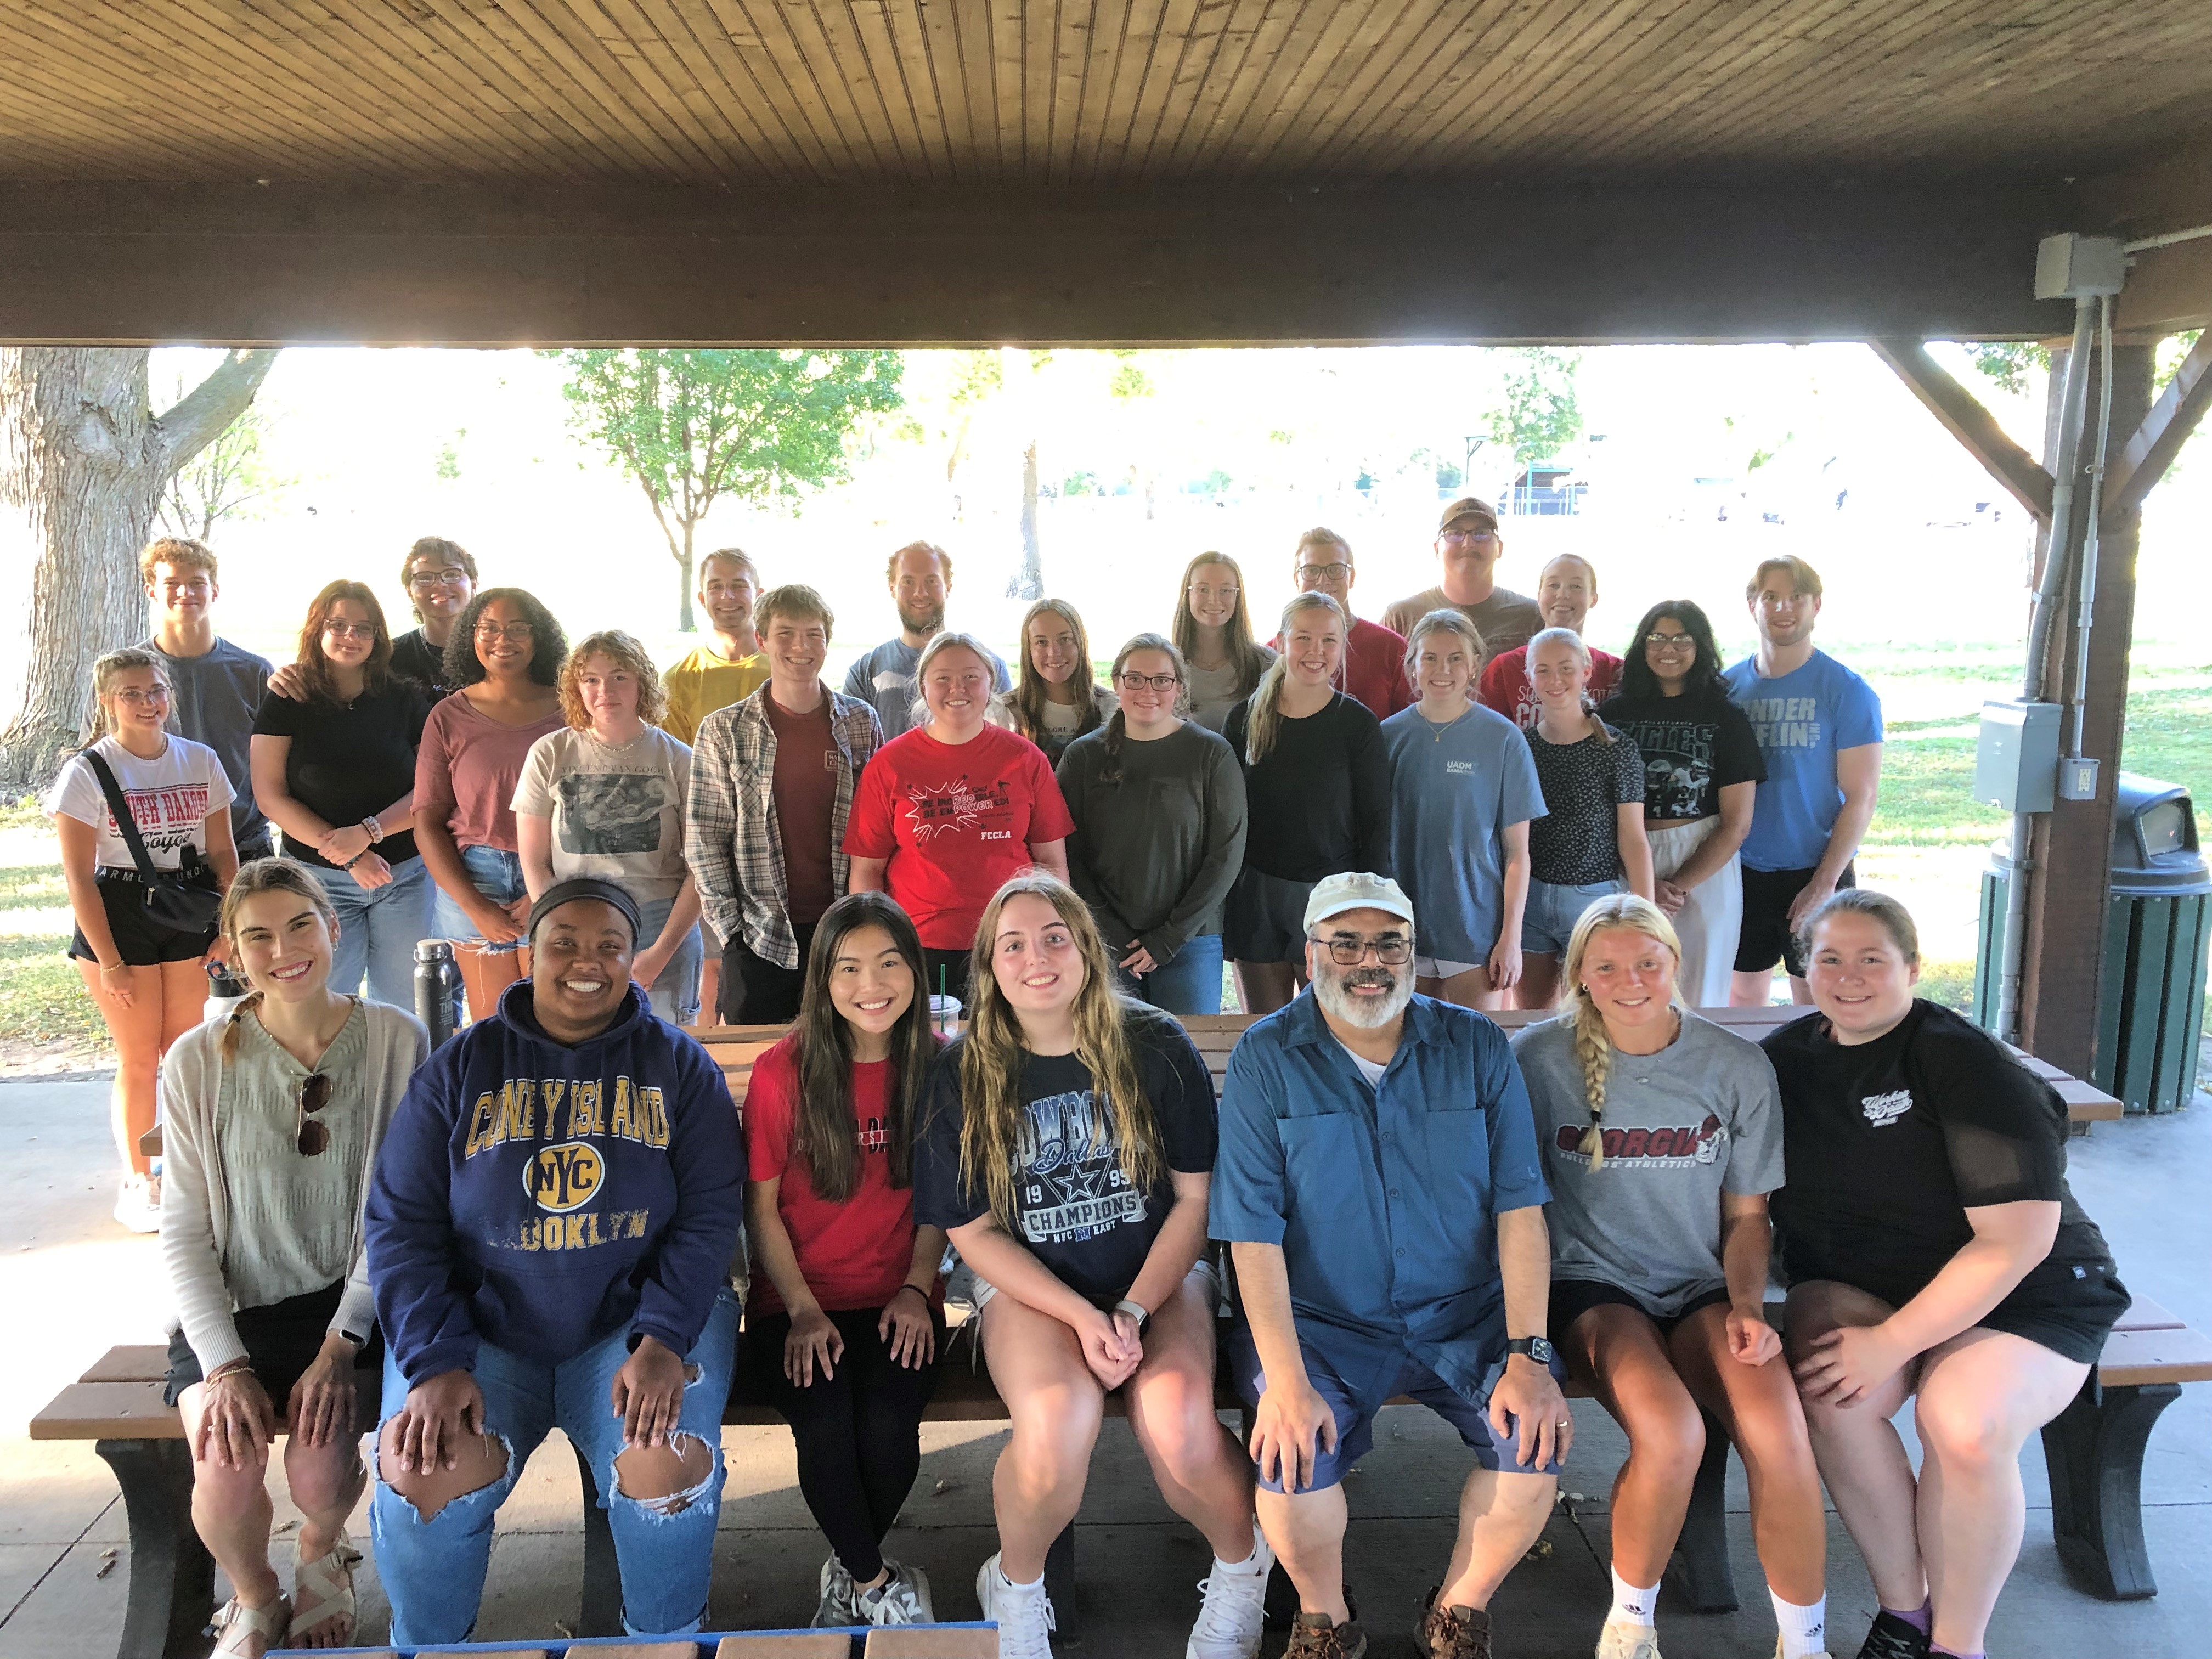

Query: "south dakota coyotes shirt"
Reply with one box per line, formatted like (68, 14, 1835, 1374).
(916, 1014, 1217, 1302)
(365, 982, 744, 1385)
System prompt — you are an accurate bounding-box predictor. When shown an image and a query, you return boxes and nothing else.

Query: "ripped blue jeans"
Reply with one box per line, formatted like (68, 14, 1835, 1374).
(370, 1290, 740, 1644)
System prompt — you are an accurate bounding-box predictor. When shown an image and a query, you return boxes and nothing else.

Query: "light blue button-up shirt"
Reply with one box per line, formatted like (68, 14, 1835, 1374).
(1210, 991, 1548, 1404)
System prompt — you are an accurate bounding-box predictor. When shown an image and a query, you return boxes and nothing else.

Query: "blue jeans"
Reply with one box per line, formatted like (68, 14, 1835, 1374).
(1521, 876, 1627, 955)
(431, 844, 528, 946)
(315, 856, 433, 1008)
(635, 894, 704, 1025)
(370, 1290, 741, 1644)
(1118, 932, 1226, 1015)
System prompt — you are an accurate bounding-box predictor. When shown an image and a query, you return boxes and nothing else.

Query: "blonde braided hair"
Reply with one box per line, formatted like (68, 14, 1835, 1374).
(1558, 893, 1685, 1171)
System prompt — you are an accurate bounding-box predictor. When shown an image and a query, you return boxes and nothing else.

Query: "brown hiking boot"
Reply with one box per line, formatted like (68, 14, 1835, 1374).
(1284, 1609, 1369, 1659)
(1416, 1587, 1493, 1659)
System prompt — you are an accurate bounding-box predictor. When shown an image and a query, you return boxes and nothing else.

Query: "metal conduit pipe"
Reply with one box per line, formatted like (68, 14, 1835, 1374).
(1996, 294, 2097, 1044)
(2068, 294, 2117, 758)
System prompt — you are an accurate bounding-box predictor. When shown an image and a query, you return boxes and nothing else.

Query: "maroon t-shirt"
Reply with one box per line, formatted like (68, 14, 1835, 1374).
(765, 690, 840, 926)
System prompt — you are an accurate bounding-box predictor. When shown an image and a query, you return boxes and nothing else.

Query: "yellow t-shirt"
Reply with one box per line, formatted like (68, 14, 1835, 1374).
(662, 645, 770, 744)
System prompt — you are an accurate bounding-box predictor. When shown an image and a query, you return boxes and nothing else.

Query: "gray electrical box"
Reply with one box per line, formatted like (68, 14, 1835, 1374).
(1976, 700, 2061, 812)
(2034, 233, 2128, 300)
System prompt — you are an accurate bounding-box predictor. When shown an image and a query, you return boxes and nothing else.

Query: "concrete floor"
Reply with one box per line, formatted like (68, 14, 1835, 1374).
(3, 1074, 2209, 1658)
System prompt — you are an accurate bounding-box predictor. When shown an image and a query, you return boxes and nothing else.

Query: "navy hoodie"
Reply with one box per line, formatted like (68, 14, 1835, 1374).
(366, 981, 744, 1386)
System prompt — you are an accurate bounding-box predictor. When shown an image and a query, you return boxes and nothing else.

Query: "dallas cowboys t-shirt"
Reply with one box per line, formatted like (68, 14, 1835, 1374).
(915, 1015, 1218, 1303)
(1721, 650, 1883, 871)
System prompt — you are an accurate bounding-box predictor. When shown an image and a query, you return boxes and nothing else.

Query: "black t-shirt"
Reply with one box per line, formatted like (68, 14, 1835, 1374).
(1600, 689, 1767, 823)
(913, 1013, 1218, 1302)
(1221, 691, 1392, 881)
(1523, 723, 1645, 885)
(390, 629, 454, 698)
(252, 680, 431, 868)
(1762, 1000, 2113, 1307)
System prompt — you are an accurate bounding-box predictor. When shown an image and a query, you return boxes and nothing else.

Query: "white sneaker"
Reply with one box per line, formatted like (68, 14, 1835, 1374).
(859, 1559, 934, 1625)
(812, 1554, 859, 1627)
(114, 1173, 161, 1234)
(1186, 1521, 1275, 1659)
(975, 1552, 1056, 1659)
(1596, 1619, 1662, 1659)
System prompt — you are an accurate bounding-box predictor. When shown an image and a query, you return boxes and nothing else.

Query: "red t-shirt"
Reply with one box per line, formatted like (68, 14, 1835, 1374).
(743, 1037, 929, 1314)
(1269, 615, 1414, 719)
(764, 690, 839, 925)
(840, 723, 1077, 950)
(1477, 644, 1624, 730)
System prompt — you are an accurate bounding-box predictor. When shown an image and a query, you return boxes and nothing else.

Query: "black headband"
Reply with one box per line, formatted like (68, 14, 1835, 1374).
(527, 878, 641, 945)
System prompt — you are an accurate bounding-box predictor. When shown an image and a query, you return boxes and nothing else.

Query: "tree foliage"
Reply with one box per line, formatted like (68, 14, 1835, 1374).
(157, 395, 290, 539)
(543, 348, 904, 629)
(1964, 341, 2049, 397)
(1485, 348, 1585, 466)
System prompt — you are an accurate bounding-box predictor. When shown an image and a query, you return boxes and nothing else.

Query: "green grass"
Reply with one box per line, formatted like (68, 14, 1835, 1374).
(0, 928, 102, 1051)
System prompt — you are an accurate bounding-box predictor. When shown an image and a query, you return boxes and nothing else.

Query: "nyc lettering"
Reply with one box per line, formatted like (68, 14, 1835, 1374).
(464, 1074, 672, 1158)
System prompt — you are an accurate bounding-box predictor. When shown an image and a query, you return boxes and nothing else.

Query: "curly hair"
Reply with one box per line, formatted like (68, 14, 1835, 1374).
(442, 587, 567, 690)
(1559, 893, 1684, 1172)
(140, 536, 217, 583)
(557, 629, 669, 731)
(295, 580, 393, 702)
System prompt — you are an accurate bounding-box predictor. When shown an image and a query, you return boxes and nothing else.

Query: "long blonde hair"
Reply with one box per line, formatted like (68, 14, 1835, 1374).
(953, 873, 1167, 1230)
(1172, 552, 1269, 699)
(1526, 625, 1613, 743)
(217, 856, 342, 1062)
(1558, 893, 1684, 1171)
(1243, 591, 1345, 765)
(1007, 598, 1106, 747)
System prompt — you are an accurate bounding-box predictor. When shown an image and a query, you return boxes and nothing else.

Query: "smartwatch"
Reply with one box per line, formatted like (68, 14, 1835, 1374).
(1505, 1335, 1555, 1366)
(1114, 1298, 1152, 1337)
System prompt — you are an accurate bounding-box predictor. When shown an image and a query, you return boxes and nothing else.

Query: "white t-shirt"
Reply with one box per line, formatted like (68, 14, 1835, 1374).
(46, 735, 238, 871)
(511, 726, 693, 904)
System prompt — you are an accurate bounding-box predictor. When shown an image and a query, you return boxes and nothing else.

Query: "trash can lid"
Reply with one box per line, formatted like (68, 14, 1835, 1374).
(2111, 772, 2209, 894)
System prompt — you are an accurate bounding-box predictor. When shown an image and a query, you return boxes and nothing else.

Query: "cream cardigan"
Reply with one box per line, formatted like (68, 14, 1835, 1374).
(159, 998, 428, 1374)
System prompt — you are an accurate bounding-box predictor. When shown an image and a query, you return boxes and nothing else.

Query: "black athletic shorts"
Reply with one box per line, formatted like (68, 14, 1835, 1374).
(1551, 1278, 1734, 1341)
(70, 871, 218, 967)
(163, 1280, 383, 1413)
(1224, 868, 1316, 965)
(1791, 1257, 2129, 1369)
(1734, 861, 1856, 978)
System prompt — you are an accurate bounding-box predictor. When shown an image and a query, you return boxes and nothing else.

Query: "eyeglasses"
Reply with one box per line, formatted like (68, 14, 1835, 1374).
(113, 686, 171, 707)
(1299, 562, 1352, 582)
(409, 569, 470, 589)
(473, 622, 535, 642)
(1188, 584, 1240, 602)
(1116, 672, 1180, 691)
(324, 619, 377, 641)
(1307, 935, 1413, 966)
(1440, 528, 1499, 546)
(295, 1073, 332, 1156)
(1644, 633, 1696, 652)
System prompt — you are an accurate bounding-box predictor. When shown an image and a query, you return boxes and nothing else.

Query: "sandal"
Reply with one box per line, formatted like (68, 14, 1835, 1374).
(209, 1593, 289, 1657)
(289, 1533, 363, 1646)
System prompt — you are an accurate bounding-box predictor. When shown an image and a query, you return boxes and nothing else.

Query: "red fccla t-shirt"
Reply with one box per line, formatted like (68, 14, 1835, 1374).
(840, 723, 1077, 950)
(744, 1037, 933, 1314)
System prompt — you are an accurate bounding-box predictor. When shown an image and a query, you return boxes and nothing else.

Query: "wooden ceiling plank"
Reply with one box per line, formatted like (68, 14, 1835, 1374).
(0, 65, 234, 178)
(703, 0, 870, 180)
(1156, 0, 1288, 179)
(1224, 0, 1431, 175)
(657, 0, 830, 182)
(1316, 0, 1572, 176)
(482, 0, 710, 178)
(1269, 0, 1465, 173)
(918, 0, 996, 182)
(420, 0, 669, 180)
(770, 0, 904, 184)
(1103, 0, 1197, 183)
(1127, 0, 1235, 178)
(872, 0, 963, 184)
(1299, 0, 1521, 176)
(1064, 0, 1136, 184)
(987, 0, 1028, 180)
(540, 0, 748, 180)
(837, 0, 945, 184)
(1205, 0, 1376, 174)
(612, 0, 792, 183)
(1188, 0, 1318, 178)
(0, 44, 261, 177)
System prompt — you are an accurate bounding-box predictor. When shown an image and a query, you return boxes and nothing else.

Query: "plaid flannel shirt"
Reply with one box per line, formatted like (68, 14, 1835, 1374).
(684, 685, 883, 969)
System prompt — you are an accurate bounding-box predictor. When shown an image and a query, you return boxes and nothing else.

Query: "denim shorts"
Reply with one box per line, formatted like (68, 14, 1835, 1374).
(1521, 876, 1626, 955)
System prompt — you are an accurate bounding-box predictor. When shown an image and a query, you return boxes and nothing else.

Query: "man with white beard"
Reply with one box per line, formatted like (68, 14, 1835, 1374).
(1210, 872, 1571, 1659)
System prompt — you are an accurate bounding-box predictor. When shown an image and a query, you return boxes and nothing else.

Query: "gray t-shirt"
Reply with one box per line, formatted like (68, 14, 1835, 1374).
(139, 635, 272, 849)
(1512, 1012, 1785, 1317)
(842, 636, 1012, 739)
(1379, 586, 1543, 667)
(1183, 647, 1274, 733)
(1381, 703, 1546, 963)
(511, 726, 693, 904)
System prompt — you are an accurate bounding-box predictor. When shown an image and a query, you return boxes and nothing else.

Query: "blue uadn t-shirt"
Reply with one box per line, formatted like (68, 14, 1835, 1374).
(1721, 650, 1883, 872)
(1380, 703, 1547, 964)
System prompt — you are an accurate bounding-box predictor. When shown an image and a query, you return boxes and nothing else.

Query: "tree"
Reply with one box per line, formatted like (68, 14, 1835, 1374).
(1484, 347, 1585, 466)
(1963, 341, 2049, 397)
(157, 394, 289, 539)
(1, 348, 279, 787)
(545, 349, 904, 629)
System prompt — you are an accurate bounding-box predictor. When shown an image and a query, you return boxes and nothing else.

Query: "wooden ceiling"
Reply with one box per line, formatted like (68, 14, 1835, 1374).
(6, 1, 2211, 190)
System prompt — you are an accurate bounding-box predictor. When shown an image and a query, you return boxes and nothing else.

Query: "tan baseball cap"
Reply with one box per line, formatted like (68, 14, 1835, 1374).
(1303, 872, 1416, 934)
(1436, 496, 1500, 535)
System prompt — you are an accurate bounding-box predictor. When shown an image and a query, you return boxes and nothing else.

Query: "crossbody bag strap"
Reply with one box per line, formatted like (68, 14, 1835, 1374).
(82, 751, 162, 882)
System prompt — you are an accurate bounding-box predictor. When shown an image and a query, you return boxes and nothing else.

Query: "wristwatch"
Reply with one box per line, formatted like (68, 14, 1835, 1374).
(1505, 1336, 1555, 1365)
(1114, 1297, 1153, 1337)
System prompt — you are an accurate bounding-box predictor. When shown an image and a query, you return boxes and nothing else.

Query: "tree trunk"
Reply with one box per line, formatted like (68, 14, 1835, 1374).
(0, 347, 278, 789)
(676, 517, 697, 633)
(1008, 438, 1043, 600)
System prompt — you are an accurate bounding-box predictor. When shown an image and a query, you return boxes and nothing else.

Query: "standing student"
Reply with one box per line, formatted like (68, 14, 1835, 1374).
(986, 597, 1117, 763)
(1380, 498, 1543, 666)
(413, 589, 567, 1004)
(1724, 556, 1883, 1007)
(366, 879, 746, 1647)
(843, 632, 1074, 1006)
(1768, 891, 2126, 1659)
(138, 536, 275, 861)
(689, 584, 884, 1024)
(160, 860, 428, 1657)
(1173, 552, 1275, 732)
(1477, 554, 1623, 727)
(1514, 895, 1828, 1659)
(1382, 610, 1544, 1012)
(1223, 593, 1392, 1017)
(843, 541, 1011, 740)
(1057, 634, 1247, 1015)
(1601, 601, 1765, 1007)
(49, 649, 240, 1231)
(1519, 628, 1654, 1010)
(251, 581, 432, 1009)
(915, 874, 1271, 1659)
(742, 893, 945, 1628)
(388, 537, 476, 696)
(1279, 528, 1413, 718)
(515, 631, 704, 1024)
(663, 546, 771, 744)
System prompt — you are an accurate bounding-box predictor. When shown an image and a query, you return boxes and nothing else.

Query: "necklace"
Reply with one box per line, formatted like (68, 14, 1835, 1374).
(1419, 704, 1471, 742)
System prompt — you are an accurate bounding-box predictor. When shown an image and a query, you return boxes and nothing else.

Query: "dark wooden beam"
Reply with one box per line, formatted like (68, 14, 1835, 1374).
(2081, 129, 2212, 336)
(1869, 338, 2057, 523)
(2103, 326, 2212, 529)
(0, 178, 2075, 347)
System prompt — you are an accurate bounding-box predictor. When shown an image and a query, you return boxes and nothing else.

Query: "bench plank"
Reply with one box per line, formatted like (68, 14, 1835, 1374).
(81, 1346, 170, 1384)
(2093, 1325, 2212, 1387)
(32, 1381, 184, 1442)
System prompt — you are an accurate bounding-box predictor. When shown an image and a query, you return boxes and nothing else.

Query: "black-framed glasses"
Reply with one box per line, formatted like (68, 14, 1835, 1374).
(1116, 672, 1180, 691)
(1644, 633, 1696, 652)
(324, 619, 377, 641)
(295, 1073, 332, 1156)
(1299, 562, 1353, 582)
(1307, 934, 1413, 966)
(409, 569, 470, 589)
(473, 621, 535, 642)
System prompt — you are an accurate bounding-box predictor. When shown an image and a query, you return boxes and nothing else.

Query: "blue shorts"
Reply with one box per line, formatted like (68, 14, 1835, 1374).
(1226, 1322, 1567, 1493)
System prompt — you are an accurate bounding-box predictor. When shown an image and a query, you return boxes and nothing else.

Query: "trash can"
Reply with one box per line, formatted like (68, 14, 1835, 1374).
(1973, 772, 2210, 1111)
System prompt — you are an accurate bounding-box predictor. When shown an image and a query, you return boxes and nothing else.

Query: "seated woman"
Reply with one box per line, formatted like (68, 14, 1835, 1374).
(364, 877, 746, 1646)
(986, 598, 1117, 764)
(914, 872, 1269, 1659)
(161, 858, 428, 1656)
(515, 630, 705, 1024)
(844, 631, 1074, 1006)
(1765, 891, 2128, 1659)
(742, 891, 947, 1627)
(1513, 894, 1826, 1659)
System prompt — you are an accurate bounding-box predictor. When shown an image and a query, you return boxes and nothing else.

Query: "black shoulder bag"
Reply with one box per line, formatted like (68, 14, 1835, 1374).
(83, 751, 225, 933)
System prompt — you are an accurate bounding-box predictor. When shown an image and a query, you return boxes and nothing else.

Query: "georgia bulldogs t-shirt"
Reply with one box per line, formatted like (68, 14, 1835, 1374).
(46, 735, 238, 871)
(1761, 1000, 2113, 1306)
(915, 1015, 1217, 1303)
(841, 722, 1076, 951)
